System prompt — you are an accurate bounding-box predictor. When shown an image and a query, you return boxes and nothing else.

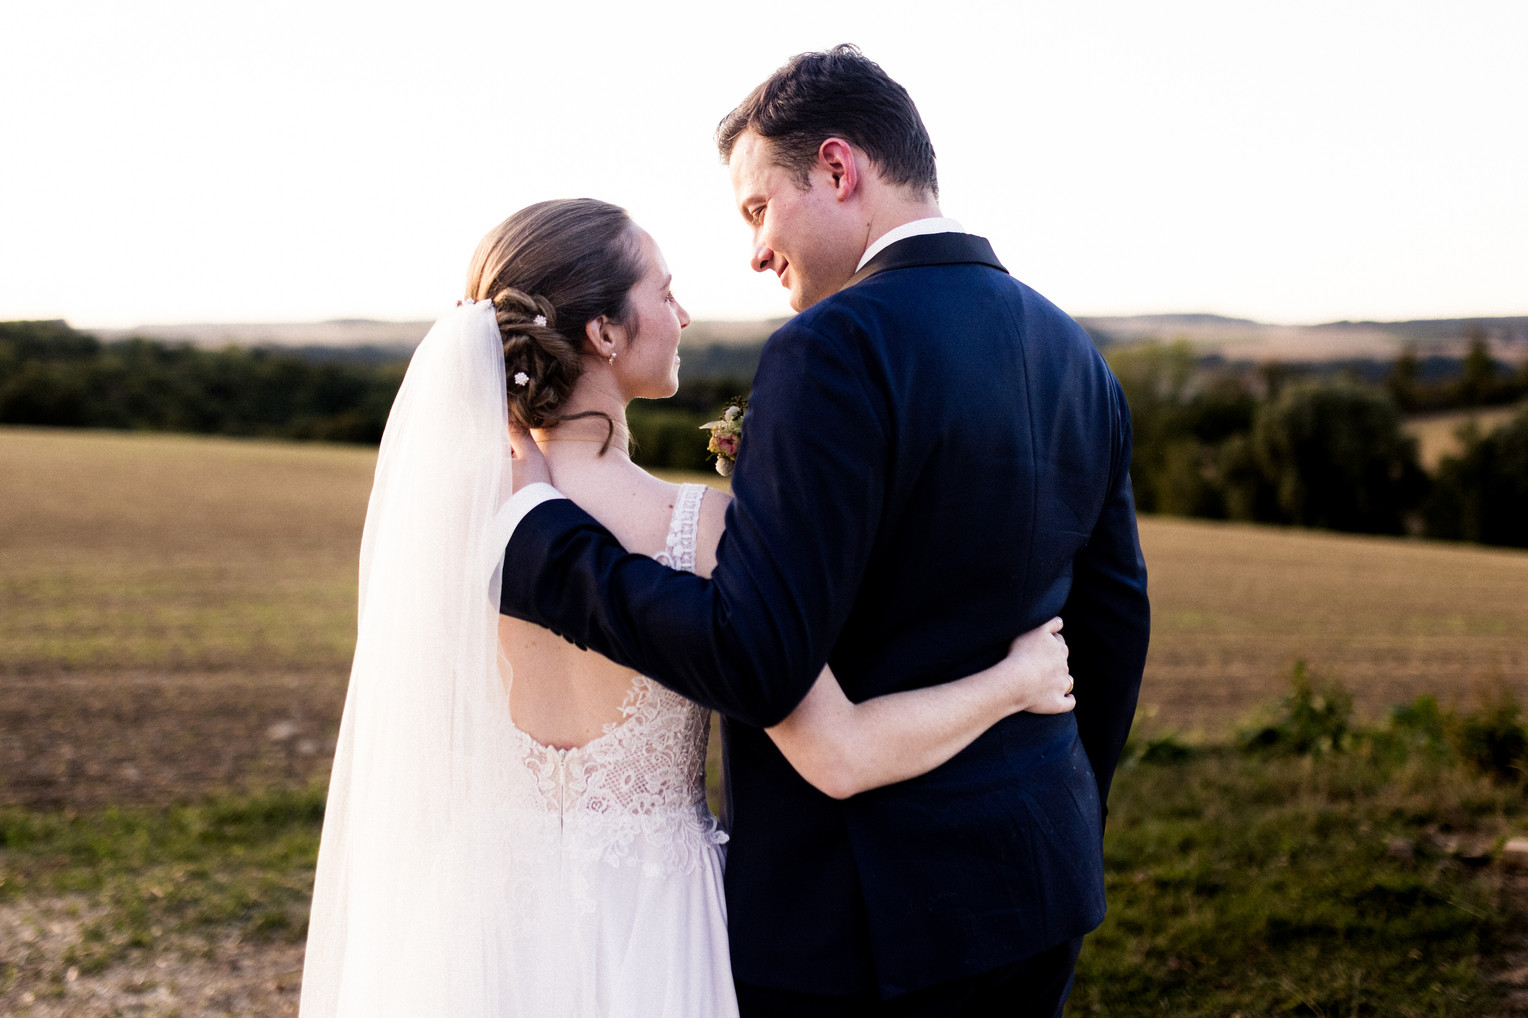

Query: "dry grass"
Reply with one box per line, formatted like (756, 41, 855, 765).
(5, 426, 1528, 803)
(0, 428, 728, 810)
(1, 428, 373, 809)
(1405, 405, 1524, 469)
(1137, 515, 1528, 739)
(1, 426, 372, 675)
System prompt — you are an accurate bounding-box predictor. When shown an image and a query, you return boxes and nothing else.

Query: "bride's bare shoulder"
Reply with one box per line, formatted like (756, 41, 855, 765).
(693, 483, 732, 579)
(697, 482, 732, 524)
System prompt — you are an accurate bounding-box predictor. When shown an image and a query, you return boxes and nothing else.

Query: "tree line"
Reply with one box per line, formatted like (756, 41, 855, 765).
(4, 319, 1526, 548)
(0, 320, 752, 471)
(0, 320, 404, 444)
(1109, 339, 1528, 548)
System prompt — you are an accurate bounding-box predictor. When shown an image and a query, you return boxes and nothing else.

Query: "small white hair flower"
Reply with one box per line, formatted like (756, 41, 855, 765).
(533, 315, 547, 327)
(513, 371, 529, 387)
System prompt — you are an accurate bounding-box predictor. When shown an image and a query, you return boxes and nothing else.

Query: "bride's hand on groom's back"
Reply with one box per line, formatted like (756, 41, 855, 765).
(1001, 617, 1075, 716)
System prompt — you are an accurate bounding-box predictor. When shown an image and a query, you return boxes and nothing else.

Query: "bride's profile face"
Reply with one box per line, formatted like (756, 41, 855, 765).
(614, 228, 690, 400)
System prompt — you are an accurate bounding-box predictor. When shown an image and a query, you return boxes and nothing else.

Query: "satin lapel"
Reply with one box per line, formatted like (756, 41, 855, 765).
(842, 233, 1009, 290)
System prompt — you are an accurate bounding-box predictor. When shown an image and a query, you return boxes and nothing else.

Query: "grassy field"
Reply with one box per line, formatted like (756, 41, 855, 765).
(1405, 405, 1524, 470)
(1137, 515, 1528, 740)
(2, 426, 1527, 1016)
(1, 429, 371, 810)
(0, 427, 733, 810)
(1075, 740, 1528, 1017)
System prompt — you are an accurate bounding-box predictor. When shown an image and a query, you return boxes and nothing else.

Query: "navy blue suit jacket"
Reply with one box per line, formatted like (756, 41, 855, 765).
(499, 233, 1149, 997)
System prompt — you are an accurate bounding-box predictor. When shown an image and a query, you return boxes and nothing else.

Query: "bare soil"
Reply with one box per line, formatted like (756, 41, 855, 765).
(1, 671, 345, 811)
(1, 896, 303, 1018)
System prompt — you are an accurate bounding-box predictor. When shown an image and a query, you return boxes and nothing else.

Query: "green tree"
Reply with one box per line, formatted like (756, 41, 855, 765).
(1216, 433, 1281, 523)
(1457, 327, 1498, 407)
(1251, 380, 1426, 534)
(0, 320, 403, 442)
(1385, 346, 1423, 412)
(1104, 341, 1198, 513)
(1424, 403, 1528, 547)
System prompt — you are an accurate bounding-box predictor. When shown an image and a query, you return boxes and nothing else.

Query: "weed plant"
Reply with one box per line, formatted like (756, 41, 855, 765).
(1072, 672, 1528, 1017)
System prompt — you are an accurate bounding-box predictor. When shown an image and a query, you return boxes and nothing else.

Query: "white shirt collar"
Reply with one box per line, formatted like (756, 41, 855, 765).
(856, 216, 966, 271)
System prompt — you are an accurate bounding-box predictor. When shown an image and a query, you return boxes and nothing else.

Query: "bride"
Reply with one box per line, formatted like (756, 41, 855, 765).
(297, 199, 1075, 1017)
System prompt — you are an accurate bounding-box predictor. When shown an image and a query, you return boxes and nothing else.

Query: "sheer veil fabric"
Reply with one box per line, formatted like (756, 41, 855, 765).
(299, 299, 527, 1016)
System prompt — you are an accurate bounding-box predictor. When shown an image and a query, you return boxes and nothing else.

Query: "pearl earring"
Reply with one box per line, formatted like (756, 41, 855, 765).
(608, 351, 617, 366)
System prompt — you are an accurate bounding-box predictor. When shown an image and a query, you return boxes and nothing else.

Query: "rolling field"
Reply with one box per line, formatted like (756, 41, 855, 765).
(3, 426, 1527, 807)
(1, 428, 371, 810)
(1405, 405, 1524, 469)
(0, 428, 739, 810)
(4, 426, 1528, 1016)
(1138, 515, 1528, 739)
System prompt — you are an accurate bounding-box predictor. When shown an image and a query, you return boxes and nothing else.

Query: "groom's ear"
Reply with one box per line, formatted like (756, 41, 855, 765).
(817, 137, 859, 201)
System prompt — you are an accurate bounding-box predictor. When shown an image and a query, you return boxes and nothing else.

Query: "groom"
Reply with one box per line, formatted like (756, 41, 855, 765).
(500, 45, 1149, 1017)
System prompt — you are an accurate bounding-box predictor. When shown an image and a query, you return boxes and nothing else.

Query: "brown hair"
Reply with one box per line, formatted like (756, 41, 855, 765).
(716, 44, 938, 199)
(465, 199, 645, 436)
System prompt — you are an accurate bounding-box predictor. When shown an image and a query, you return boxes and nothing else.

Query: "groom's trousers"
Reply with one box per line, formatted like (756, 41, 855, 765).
(733, 936, 1084, 1018)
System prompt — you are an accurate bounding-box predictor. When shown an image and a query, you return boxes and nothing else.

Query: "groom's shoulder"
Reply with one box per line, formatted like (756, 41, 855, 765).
(774, 265, 955, 340)
(762, 290, 872, 353)
(790, 265, 1079, 339)
(763, 260, 1092, 361)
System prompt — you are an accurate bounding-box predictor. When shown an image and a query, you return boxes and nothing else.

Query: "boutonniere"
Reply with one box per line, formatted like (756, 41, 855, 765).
(699, 398, 747, 476)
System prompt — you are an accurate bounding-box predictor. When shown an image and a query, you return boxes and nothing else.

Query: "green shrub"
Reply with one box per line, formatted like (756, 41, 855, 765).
(1134, 733, 1199, 766)
(1241, 661, 1353, 755)
(1447, 684, 1528, 784)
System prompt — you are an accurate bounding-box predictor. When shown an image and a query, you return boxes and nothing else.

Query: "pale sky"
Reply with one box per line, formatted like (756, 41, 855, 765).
(2, 0, 1524, 331)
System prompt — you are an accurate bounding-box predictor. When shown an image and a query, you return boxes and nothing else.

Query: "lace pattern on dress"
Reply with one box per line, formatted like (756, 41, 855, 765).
(504, 483, 723, 893)
(654, 481, 705, 572)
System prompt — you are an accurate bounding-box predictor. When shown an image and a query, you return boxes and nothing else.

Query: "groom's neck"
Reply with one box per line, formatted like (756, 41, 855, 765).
(858, 187, 943, 257)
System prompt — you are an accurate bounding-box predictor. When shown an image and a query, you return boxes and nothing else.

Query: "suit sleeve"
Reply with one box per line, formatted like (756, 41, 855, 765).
(1063, 376, 1150, 812)
(499, 318, 887, 728)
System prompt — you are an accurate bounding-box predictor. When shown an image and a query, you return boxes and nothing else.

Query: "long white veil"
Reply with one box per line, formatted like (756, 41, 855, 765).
(300, 298, 523, 1016)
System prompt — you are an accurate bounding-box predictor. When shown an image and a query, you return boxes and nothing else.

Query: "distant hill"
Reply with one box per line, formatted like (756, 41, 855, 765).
(94, 317, 786, 353)
(94, 319, 432, 353)
(93, 313, 1528, 367)
(1076, 314, 1528, 364)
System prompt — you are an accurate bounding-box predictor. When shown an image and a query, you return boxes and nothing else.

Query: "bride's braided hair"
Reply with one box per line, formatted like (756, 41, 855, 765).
(464, 199, 645, 435)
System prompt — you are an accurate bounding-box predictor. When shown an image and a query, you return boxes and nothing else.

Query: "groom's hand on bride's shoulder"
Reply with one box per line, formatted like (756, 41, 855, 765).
(507, 424, 553, 492)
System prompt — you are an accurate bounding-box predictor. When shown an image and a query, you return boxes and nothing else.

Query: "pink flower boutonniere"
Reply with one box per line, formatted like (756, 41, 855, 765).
(699, 398, 747, 476)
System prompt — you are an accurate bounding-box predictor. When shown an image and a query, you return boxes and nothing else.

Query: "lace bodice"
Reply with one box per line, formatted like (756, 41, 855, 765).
(503, 483, 724, 878)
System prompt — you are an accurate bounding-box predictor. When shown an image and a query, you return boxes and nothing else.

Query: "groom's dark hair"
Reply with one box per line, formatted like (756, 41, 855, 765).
(717, 44, 938, 199)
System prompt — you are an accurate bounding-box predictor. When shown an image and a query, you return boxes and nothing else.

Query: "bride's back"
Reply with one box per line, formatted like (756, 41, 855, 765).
(497, 453, 722, 750)
(467, 197, 723, 751)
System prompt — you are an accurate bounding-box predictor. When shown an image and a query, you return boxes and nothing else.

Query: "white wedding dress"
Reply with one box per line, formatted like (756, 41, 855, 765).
(497, 482, 736, 1017)
(299, 301, 737, 1018)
